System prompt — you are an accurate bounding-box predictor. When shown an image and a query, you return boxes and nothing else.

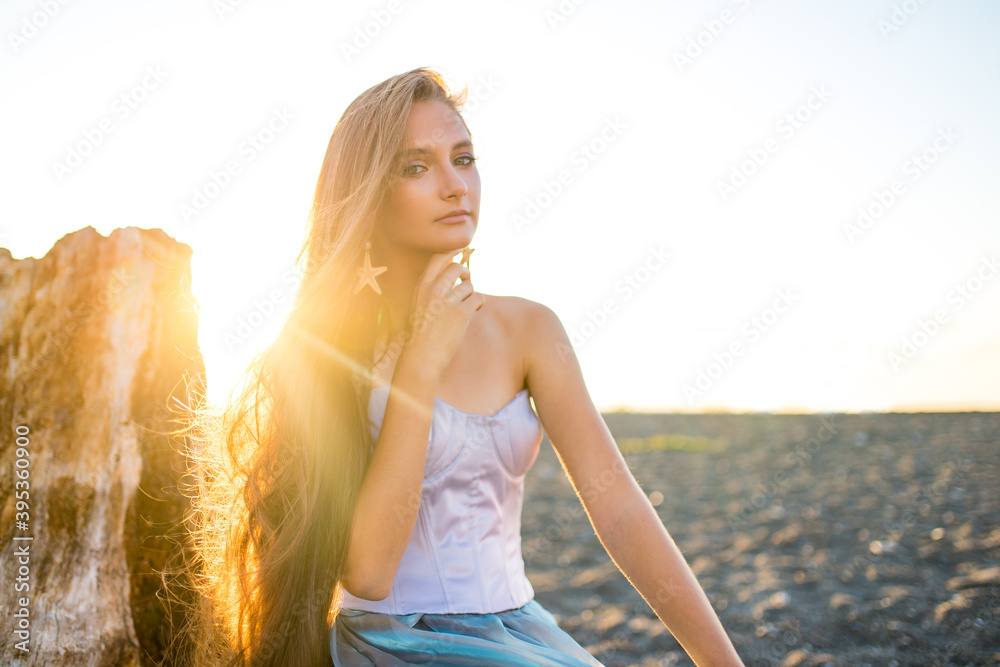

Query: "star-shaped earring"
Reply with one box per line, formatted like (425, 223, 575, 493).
(354, 241, 388, 295)
(460, 246, 475, 269)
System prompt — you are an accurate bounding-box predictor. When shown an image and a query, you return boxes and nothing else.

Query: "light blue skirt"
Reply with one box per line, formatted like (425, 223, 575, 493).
(330, 599, 606, 666)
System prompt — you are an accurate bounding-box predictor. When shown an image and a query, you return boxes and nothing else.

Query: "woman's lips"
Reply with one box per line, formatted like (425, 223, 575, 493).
(436, 213, 470, 224)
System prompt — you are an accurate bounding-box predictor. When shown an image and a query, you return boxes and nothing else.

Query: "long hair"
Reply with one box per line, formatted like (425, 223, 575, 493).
(162, 67, 470, 666)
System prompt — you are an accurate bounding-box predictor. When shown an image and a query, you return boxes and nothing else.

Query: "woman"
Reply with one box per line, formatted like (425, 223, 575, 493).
(170, 67, 744, 666)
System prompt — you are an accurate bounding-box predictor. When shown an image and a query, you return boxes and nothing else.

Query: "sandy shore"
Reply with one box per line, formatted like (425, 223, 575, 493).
(521, 411, 1000, 666)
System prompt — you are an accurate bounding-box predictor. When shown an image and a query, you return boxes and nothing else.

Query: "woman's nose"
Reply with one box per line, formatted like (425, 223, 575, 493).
(442, 165, 467, 198)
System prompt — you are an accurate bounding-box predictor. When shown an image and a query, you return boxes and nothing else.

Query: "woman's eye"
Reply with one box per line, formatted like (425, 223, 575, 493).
(402, 154, 476, 176)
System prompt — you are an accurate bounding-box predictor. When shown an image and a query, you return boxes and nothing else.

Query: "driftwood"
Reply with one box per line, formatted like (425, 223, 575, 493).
(0, 226, 203, 666)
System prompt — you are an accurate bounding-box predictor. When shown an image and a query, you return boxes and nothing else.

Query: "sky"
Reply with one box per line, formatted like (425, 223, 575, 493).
(2, 0, 998, 413)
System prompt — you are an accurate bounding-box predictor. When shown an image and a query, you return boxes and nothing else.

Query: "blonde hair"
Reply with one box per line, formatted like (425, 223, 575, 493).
(162, 67, 470, 666)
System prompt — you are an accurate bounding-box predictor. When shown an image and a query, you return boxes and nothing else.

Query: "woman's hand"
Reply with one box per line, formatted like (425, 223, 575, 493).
(399, 249, 485, 377)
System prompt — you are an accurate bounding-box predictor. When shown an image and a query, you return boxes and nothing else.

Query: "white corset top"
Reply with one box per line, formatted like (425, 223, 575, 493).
(338, 384, 544, 615)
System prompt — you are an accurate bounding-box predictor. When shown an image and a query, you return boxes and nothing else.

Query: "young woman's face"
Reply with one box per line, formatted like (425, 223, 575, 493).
(377, 100, 480, 253)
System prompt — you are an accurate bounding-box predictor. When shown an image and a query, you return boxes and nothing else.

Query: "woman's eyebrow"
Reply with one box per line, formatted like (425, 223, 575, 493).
(402, 140, 473, 156)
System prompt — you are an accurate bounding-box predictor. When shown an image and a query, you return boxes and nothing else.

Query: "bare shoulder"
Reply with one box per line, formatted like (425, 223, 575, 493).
(478, 295, 570, 385)
(479, 294, 559, 339)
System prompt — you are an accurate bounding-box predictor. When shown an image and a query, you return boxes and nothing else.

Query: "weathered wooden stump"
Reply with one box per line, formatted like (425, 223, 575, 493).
(0, 226, 204, 666)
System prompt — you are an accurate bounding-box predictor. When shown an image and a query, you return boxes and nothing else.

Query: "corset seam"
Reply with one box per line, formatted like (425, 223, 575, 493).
(424, 405, 467, 482)
(468, 423, 491, 611)
(418, 495, 449, 613)
(490, 416, 521, 480)
(501, 475, 517, 604)
(357, 386, 543, 615)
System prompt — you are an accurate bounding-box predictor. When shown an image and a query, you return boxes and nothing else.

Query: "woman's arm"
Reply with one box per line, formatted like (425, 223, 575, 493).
(344, 250, 475, 601)
(519, 299, 744, 667)
(342, 353, 441, 600)
(599, 483, 745, 666)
